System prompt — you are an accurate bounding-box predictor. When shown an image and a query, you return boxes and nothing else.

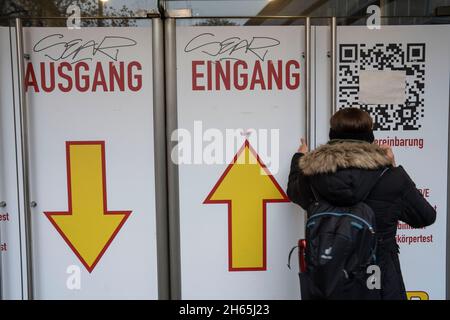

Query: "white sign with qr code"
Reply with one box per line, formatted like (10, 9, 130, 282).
(335, 25, 450, 300)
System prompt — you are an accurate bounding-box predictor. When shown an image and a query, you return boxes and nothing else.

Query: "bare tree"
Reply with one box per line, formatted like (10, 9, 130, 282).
(195, 18, 238, 26)
(1, 0, 136, 26)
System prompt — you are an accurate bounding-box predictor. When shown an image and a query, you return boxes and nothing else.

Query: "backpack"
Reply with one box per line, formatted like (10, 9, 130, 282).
(298, 168, 388, 300)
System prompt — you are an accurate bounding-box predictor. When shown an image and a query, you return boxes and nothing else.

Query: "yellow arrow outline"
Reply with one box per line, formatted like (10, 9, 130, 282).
(204, 140, 289, 271)
(45, 141, 131, 273)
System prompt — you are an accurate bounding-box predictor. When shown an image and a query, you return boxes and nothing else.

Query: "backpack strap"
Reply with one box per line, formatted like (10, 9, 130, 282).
(310, 184, 320, 202)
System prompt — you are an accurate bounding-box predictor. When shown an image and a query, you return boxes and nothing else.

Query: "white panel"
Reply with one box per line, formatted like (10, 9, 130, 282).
(176, 26, 305, 299)
(22, 27, 158, 299)
(314, 26, 332, 147)
(331, 25, 450, 300)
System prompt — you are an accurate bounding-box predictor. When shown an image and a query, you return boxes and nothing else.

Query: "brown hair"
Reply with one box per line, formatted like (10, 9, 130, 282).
(330, 107, 373, 133)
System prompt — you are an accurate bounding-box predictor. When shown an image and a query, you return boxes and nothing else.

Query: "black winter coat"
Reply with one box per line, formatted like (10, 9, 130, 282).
(287, 140, 436, 300)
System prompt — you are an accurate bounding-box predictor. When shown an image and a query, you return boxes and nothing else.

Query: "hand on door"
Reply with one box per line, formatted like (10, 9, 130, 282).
(297, 138, 309, 154)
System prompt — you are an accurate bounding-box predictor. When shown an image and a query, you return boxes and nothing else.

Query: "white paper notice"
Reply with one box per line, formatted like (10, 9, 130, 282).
(359, 70, 406, 104)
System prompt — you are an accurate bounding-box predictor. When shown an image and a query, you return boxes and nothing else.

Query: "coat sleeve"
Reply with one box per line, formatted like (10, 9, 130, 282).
(286, 153, 315, 210)
(398, 166, 436, 228)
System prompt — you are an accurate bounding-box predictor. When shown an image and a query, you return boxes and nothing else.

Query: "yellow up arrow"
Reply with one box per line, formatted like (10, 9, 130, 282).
(45, 141, 131, 273)
(204, 140, 289, 271)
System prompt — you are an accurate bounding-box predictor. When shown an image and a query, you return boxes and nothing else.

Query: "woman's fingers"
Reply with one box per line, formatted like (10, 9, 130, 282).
(298, 138, 309, 153)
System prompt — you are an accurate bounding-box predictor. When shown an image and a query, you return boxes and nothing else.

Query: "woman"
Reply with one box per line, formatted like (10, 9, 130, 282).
(287, 107, 436, 300)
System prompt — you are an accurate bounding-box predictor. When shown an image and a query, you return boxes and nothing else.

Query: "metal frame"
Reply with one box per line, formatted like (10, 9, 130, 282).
(14, 17, 34, 300)
(13, 15, 169, 300)
(305, 17, 312, 147)
(167, 14, 449, 19)
(164, 15, 313, 299)
(0, 199, 5, 299)
(164, 14, 318, 300)
(447, 76, 450, 300)
(7, 15, 171, 301)
(5, 15, 160, 20)
(0, 203, 3, 299)
(152, 17, 171, 300)
(330, 17, 337, 115)
(171, 15, 309, 19)
(6, 18, 26, 300)
(164, 18, 182, 300)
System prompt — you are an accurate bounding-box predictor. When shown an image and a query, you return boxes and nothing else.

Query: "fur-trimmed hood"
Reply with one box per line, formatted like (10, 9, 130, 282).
(300, 140, 392, 176)
(298, 141, 392, 206)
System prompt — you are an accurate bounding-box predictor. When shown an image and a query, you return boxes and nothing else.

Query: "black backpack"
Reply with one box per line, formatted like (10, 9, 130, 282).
(298, 168, 388, 300)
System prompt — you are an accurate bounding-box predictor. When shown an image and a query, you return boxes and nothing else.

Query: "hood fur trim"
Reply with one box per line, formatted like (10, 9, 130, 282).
(299, 141, 392, 176)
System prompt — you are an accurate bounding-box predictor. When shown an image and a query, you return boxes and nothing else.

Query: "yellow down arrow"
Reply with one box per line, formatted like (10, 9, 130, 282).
(204, 140, 289, 271)
(45, 141, 131, 273)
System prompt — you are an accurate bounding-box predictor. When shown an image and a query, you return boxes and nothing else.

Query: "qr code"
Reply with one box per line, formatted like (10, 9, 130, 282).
(338, 43, 425, 131)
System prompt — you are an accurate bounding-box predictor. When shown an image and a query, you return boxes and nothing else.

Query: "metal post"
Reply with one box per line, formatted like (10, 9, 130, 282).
(447, 76, 450, 300)
(164, 18, 181, 300)
(0, 201, 3, 300)
(15, 18, 34, 300)
(331, 17, 337, 115)
(305, 17, 312, 147)
(152, 17, 170, 300)
(97, 0, 104, 27)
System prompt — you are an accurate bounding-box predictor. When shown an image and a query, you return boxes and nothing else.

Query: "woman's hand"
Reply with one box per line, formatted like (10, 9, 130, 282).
(298, 138, 309, 154)
(379, 144, 396, 167)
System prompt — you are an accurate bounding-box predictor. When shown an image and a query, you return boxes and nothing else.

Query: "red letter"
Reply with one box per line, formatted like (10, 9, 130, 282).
(25, 62, 39, 92)
(215, 60, 231, 90)
(109, 62, 125, 92)
(207, 60, 213, 91)
(128, 61, 142, 92)
(75, 62, 89, 92)
(286, 60, 300, 90)
(41, 62, 55, 92)
(233, 61, 248, 90)
(250, 61, 266, 90)
(267, 60, 282, 90)
(192, 61, 205, 91)
(57, 62, 73, 92)
(92, 62, 108, 92)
